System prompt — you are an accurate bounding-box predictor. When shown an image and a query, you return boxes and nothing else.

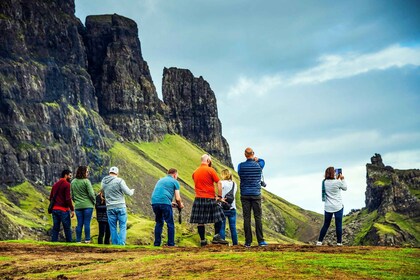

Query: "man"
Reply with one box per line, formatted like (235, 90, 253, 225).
(49, 169, 74, 242)
(238, 147, 267, 247)
(151, 168, 184, 246)
(101, 166, 134, 245)
(189, 154, 228, 246)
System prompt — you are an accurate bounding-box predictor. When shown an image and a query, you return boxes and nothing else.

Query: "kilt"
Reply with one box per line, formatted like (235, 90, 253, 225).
(189, 197, 224, 224)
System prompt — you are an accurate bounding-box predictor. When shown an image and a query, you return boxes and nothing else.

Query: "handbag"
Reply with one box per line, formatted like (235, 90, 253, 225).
(221, 182, 235, 210)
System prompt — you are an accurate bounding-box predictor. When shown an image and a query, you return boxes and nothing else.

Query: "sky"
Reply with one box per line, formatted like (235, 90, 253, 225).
(75, 0, 420, 214)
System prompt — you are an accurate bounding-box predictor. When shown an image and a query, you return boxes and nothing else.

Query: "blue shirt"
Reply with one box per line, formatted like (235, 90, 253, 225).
(238, 158, 265, 196)
(151, 175, 180, 205)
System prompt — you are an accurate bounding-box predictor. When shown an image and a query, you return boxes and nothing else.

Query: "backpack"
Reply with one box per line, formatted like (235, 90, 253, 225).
(221, 182, 235, 210)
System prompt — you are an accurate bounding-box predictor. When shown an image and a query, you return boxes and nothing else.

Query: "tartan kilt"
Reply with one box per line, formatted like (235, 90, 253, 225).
(189, 197, 224, 224)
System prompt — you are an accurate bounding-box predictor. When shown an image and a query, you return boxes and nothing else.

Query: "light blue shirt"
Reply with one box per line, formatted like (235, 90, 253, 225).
(151, 175, 180, 205)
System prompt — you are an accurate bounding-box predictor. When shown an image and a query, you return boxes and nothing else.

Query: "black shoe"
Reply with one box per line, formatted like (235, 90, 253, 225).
(212, 234, 229, 245)
(200, 240, 208, 247)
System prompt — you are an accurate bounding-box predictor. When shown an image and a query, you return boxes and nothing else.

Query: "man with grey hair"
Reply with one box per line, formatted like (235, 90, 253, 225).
(101, 166, 135, 245)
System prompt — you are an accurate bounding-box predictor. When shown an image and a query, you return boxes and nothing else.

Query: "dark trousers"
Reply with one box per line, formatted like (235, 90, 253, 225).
(241, 195, 264, 244)
(152, 204, 175, 246)
(51, 210, 72, 242)
(318, 207, 344, 243)
(98, 221, 111, 244)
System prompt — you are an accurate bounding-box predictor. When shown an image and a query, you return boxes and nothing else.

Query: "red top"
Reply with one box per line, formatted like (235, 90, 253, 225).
(49, 178, 74, 212)
(192, 164, 220, 198)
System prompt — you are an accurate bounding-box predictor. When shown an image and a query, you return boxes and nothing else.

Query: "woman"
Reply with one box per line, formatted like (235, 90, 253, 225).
(71, 166, 95, 243)
(316, 166, 347, 246)
(95, 190, 110, 244)
(219, 169, 238, 245)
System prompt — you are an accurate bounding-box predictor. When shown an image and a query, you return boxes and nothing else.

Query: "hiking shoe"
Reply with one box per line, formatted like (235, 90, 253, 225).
(337, 243, 343, 246)
(212, 234, 229, 245)
(258, 241, 268, 247)
(316, 241, 322, 246)
(200, 240, 208, 247)
(244, 243, 251, 248)
(84, 240, 91, 244)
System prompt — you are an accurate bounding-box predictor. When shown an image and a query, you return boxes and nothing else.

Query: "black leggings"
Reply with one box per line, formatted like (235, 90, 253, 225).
(318, 208, 344, 243)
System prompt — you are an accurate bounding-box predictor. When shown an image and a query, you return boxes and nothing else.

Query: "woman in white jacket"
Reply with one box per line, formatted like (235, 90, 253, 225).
(316, 166, 347, 246)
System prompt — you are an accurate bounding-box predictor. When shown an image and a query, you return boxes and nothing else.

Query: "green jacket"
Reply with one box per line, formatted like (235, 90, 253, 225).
(71, 178, 95, 209)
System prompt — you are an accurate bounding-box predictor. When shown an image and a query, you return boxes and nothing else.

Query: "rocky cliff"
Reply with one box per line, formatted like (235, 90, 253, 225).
(83, 14, 170, 142)
(162, 67, 232, 167)
(0, 0, 114, 187)
(0, 0, 232, 188)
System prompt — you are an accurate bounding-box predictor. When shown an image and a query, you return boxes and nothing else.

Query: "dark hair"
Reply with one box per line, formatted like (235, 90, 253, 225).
(75, 166, 88, 179)
(167, 168, 178, 175)
(61, 169, 72, 178)
(325, 166, 335, 180)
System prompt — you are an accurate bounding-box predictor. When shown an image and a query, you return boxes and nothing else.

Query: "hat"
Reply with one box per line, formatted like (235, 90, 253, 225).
(109, 166, 119, 174)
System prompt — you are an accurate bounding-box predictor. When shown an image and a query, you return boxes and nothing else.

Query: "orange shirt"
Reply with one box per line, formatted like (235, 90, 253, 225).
(192, 164, 220, 198)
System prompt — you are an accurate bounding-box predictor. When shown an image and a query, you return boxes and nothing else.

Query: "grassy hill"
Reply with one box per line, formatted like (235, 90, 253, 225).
(0, 134, 322, 245)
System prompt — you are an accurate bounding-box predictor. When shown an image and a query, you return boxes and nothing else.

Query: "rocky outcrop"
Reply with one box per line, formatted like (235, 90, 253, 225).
(0, 0, 115, 187)
(366, 154, 419, 216)
(83, 14, 170, 142)
(162, 67, 232, 167)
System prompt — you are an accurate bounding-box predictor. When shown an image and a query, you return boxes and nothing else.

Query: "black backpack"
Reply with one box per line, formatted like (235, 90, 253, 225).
(221, 182, 235, 210)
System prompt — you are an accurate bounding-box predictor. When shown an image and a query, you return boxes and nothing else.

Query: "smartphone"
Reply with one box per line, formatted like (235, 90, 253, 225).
(335, 168, 342, 178)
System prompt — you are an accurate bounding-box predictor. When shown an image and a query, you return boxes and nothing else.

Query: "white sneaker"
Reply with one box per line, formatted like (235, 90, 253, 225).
(316, 241, 322, 246)
(337, 243, 343, 246)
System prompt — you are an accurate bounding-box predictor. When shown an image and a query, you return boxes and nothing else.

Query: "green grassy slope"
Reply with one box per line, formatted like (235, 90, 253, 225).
(0, 134, 322, 245)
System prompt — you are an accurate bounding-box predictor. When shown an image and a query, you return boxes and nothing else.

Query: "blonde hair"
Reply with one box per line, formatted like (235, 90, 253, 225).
(221, 169, 232, 180)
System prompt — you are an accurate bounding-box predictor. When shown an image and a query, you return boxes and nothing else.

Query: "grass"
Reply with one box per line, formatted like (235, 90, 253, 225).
(351, 209, 379, 245)
(385, 212, 420, 243)
(374, 223, 397, 235)
(0, 242, 418, 279)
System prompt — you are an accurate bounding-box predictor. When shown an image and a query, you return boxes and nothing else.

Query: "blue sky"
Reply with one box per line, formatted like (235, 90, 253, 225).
(75, 0, 420, 214)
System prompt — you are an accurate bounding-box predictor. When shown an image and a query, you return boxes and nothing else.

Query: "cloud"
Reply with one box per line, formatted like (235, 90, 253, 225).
(227, 45, 420, 97)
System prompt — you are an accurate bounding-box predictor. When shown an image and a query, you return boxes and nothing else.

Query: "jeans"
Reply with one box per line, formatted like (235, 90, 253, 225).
(98, 221, 111, 244)
(220, 209, 238, 245)
(152, 204, 175, 246)
(51, 210, 72, 242)
(107, 207, 127, 245)
(318, 207, 344, 243)
(241, 195, 264, 244)
(75, 208, 93, 242)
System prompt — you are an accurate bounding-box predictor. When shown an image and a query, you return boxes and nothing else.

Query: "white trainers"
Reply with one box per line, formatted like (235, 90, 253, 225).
(337, 243, 343, 246)
(316, 241, 322, 246)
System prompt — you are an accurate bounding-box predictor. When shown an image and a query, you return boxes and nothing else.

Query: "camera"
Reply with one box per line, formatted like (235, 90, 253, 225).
(335, 168, 342, 178)
(261, 181, 267, 187)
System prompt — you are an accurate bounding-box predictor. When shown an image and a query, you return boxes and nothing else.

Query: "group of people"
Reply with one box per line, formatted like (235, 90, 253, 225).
(49, 166, 134, 245)
(50, 146, 347, 247)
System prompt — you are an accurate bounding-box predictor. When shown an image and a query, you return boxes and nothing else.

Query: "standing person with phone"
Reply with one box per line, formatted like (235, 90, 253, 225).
(316, 166, 348, 246)
(238, 147, 267, 247)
